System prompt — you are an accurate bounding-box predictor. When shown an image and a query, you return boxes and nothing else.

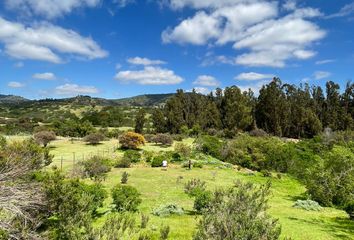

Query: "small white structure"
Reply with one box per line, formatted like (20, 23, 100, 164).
(162, 160, 168, 167)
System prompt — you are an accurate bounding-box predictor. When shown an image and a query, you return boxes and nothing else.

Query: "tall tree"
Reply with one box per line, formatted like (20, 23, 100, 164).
(134, 108, 146, 134)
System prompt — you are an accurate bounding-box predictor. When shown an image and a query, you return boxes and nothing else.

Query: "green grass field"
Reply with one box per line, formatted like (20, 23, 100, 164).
(6, 135, 354, 239)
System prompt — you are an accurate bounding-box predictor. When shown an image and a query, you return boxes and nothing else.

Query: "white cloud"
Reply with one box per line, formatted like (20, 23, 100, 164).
(55, 83, 99, 95)
(4, 0, 100, 19)
(235, 72, 274, 81)
(127, 57, 166, 65)
(115, 66, 183, 85)
(193, 75, 219, 86)
(33, 72, 56, 80)
(114, 0, 135, 8)
(0, 17, 108, 63)
(190, 87, 211, 95)
(162, 1, 325, 67)
(316, 59, 336, 65)
(8, 81, 25, 88)
(237, 80, 270, 94)
(283, 0, 297, 11)
(314, 71, 331, 80)
(326, 2, 354, 19)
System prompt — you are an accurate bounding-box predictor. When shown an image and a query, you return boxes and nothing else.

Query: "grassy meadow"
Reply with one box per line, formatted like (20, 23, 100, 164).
(5, 135, 354, 239)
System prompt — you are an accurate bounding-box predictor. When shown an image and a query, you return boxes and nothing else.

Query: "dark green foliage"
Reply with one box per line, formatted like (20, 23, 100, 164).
(121, 171, 129, 184)
(124, 150, 142, 163)
(43, 170, 106, 239)
(194, 190, 212, 213)
(80, 155, 111, 181)
(83, 132, 105, 145)
(0, 135, 6, 149)
(140, 213, 150, 229)
(53, 119, 95, 137)
(184, 178, 207, 197)
(151, 155, 164, 167)
(195, 135, 223, 159)
(344, 201, 354, 219)
(160, 225, 170, 240)
(135, 108, 146, 134)
(261, 170, 272, 177)
(111, 184, 142, 212)
(194, 181, 281, 240)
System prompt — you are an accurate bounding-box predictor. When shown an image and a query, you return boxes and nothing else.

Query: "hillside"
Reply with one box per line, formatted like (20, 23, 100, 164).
(0, 94, 29, 104)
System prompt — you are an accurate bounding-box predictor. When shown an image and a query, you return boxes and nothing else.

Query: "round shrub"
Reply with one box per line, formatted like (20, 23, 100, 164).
(111, 184, 142, 212)
(151, 134, 173, 146)
(83, 132, 105, 145)
(124, 150, 141, 163)
(152, 203, 184, 217)
(80, 155, 111, 181)
(34, 130, 56, 147)
(293, 200, 322, 211)
(194, 190, 212, 213)
(115, 157, 131, 168)
(151, 155, 164, 167)
(119, 132, 146, 149)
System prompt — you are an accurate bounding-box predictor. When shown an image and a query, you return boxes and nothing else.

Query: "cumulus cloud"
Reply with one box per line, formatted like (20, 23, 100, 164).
(314, 71, 331, 80)
(190, 87, 211, 95)
(127, 57, 166, 65)
(4, 0, 100, 19)
(33, 72, 56, 80)
(193, 75, 219, 86)
(162, 0, 325, 67)
(8, 81, 25, 88)
(235, 72, 274, 81)
(115, 66, 183, 85)
(237, 80, 270, 94)
(55, 83, 99, 95)
(0, 17, 108, 63)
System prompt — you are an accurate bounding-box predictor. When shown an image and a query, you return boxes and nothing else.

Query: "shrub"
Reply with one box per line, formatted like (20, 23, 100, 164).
(83, 132, 105, 145)
(174, 142, 192, 159)
(140, 213, 150, 229)
(184, 178, 207, 197)
(194, 181, 281, 240)
(293, 200, 322, 211)
(142, 150, 154, 162)
(34, 130, 56, 147)
(172, 134, 183, 141)
(261, 170, 272, 177)
(124, 150, 141, 163)
(0, 135, 6, 149)
(151, 155, 164, 167)
(121, 171, 129, 184)
(193, 161, 203, 168)
(195, 135, 223, 159)
(152, 203, 184, 217)
(138, 231, 153, 240)
(160, 225, 170, 240)
(119, 132, 146, 149)
(171, 152, 182, 162)
(194, 190, 212, 213)
(344, 201, 354, 219)
(249, 128, 268, 137)
(111, 184, 142, 212)
(115, 157, 131, 168)
(152, 134, 173, 146)
(80, 155, 111, 181)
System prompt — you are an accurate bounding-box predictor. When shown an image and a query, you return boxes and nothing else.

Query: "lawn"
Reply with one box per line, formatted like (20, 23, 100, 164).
(5, 135, 354, 239)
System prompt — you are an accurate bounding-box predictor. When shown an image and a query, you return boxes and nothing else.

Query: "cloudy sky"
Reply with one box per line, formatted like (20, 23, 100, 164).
(0, 0, 353, 99)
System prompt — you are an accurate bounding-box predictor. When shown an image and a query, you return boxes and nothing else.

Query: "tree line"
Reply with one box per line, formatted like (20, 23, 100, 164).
(151, 78, 354, 138)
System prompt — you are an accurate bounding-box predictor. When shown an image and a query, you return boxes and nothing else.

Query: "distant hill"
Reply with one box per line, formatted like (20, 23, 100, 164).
(0, 93, 174, 107)
(0, 94, 29, 104)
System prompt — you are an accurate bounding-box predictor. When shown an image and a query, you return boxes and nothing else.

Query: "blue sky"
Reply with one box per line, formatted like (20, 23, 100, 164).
(0, 0, 354, 99)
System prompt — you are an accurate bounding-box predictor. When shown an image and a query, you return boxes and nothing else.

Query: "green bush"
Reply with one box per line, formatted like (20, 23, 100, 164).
(121, 171, 129, 184)
(293, 200, 322, 211)
(160, 225, 170, 240)
(184, 178, 207, 197)
(195, 135, 223, 159)
(194, 190, 212, 213)
(171, 152, 182, 162)
(80, 155, 111, 181)
(193, 161, 203, 168)
(111, 184, 142, 212)
(151, 155, 164, 167)
(124, 150, 141, 163)
(261, 170, 272, 177)
(115, 157, 131, 168)
(152, 203, 184, 217)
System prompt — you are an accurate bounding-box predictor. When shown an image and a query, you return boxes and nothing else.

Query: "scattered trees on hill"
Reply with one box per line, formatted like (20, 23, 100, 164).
(119, 132, 146, 149)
